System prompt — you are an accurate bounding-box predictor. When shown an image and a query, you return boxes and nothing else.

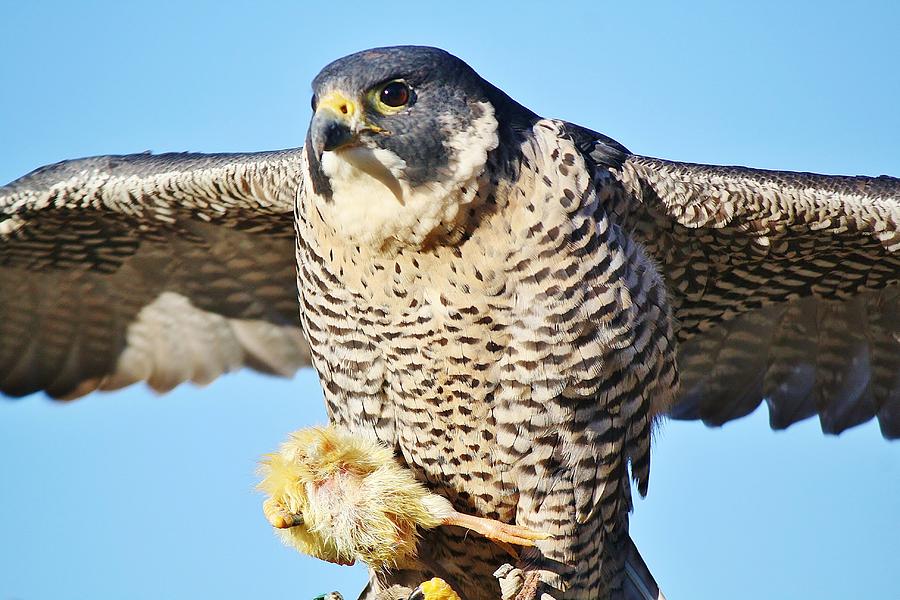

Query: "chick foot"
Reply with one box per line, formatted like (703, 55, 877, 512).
(263, 497, 304, 529)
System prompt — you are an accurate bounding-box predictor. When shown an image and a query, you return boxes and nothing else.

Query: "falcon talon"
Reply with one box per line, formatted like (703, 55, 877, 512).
(512, 571, 544, 600)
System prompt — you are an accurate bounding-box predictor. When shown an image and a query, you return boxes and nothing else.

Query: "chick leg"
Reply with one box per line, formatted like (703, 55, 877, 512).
(441, 511, 550, 548)
(262, 497, 304, 529)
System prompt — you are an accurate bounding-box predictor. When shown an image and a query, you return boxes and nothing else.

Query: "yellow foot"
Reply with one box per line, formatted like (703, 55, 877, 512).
(263, 497, 304, 529)
(408, 578, 460, 600)
(442, 511, 551, 548)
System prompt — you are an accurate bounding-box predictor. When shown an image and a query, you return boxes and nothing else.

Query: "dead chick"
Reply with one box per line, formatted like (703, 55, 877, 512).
(258, 425, 549, 572)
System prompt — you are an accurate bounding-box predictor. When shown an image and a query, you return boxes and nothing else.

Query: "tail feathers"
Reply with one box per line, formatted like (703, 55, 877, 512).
(623, 536, 665, 600)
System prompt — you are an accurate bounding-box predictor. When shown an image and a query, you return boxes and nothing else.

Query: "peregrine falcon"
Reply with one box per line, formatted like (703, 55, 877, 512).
(1, 46, 897, 599)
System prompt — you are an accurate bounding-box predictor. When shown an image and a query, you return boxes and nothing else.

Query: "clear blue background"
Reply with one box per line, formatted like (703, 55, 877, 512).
(1, 2, 898, 599)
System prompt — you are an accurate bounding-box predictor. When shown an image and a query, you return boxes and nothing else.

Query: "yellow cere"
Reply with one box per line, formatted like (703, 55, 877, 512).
(317, 91, 357, 118)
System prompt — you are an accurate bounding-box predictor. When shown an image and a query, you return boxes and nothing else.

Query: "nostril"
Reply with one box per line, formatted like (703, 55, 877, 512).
(339, 104, 348, 115)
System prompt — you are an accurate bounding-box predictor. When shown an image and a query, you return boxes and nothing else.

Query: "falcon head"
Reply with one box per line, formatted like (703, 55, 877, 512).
(305, 46, 535, 248)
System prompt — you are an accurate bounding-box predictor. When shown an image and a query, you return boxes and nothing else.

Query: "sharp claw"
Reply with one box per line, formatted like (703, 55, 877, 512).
(496, 540, 521, 559)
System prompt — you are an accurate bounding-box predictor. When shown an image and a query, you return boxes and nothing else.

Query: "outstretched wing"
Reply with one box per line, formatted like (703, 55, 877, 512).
(582, 134, 899, 438)
(0, 149, 311, 399)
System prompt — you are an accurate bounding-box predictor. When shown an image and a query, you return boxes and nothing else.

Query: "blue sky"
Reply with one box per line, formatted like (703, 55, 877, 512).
(1, 2, 898, 599)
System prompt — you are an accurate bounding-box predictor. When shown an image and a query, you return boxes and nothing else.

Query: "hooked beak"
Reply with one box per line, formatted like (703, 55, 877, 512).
(311, 91, 383, 157)
(311, 91, 358, 156)
(314, 116, 354, 154)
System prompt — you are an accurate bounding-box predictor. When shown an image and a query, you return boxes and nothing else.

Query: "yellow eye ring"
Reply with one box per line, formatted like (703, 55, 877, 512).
(374, 80, 412, 113)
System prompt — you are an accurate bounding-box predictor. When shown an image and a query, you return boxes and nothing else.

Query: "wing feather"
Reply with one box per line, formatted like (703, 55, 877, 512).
(0, 149, 311, 399)
(589, 144, 900, 438)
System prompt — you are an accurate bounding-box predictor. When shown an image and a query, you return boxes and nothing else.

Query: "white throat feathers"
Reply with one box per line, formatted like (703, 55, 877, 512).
(316, 101, 499, 249)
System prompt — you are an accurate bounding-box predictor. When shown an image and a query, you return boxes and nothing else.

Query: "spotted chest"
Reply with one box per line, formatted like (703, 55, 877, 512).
(294, 176, 520, 520)
(293, 120, 677, 597)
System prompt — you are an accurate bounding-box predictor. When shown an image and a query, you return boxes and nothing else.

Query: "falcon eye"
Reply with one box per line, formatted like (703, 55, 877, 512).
(377, 80, 411, 109)
(310, 94, 318, 112)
